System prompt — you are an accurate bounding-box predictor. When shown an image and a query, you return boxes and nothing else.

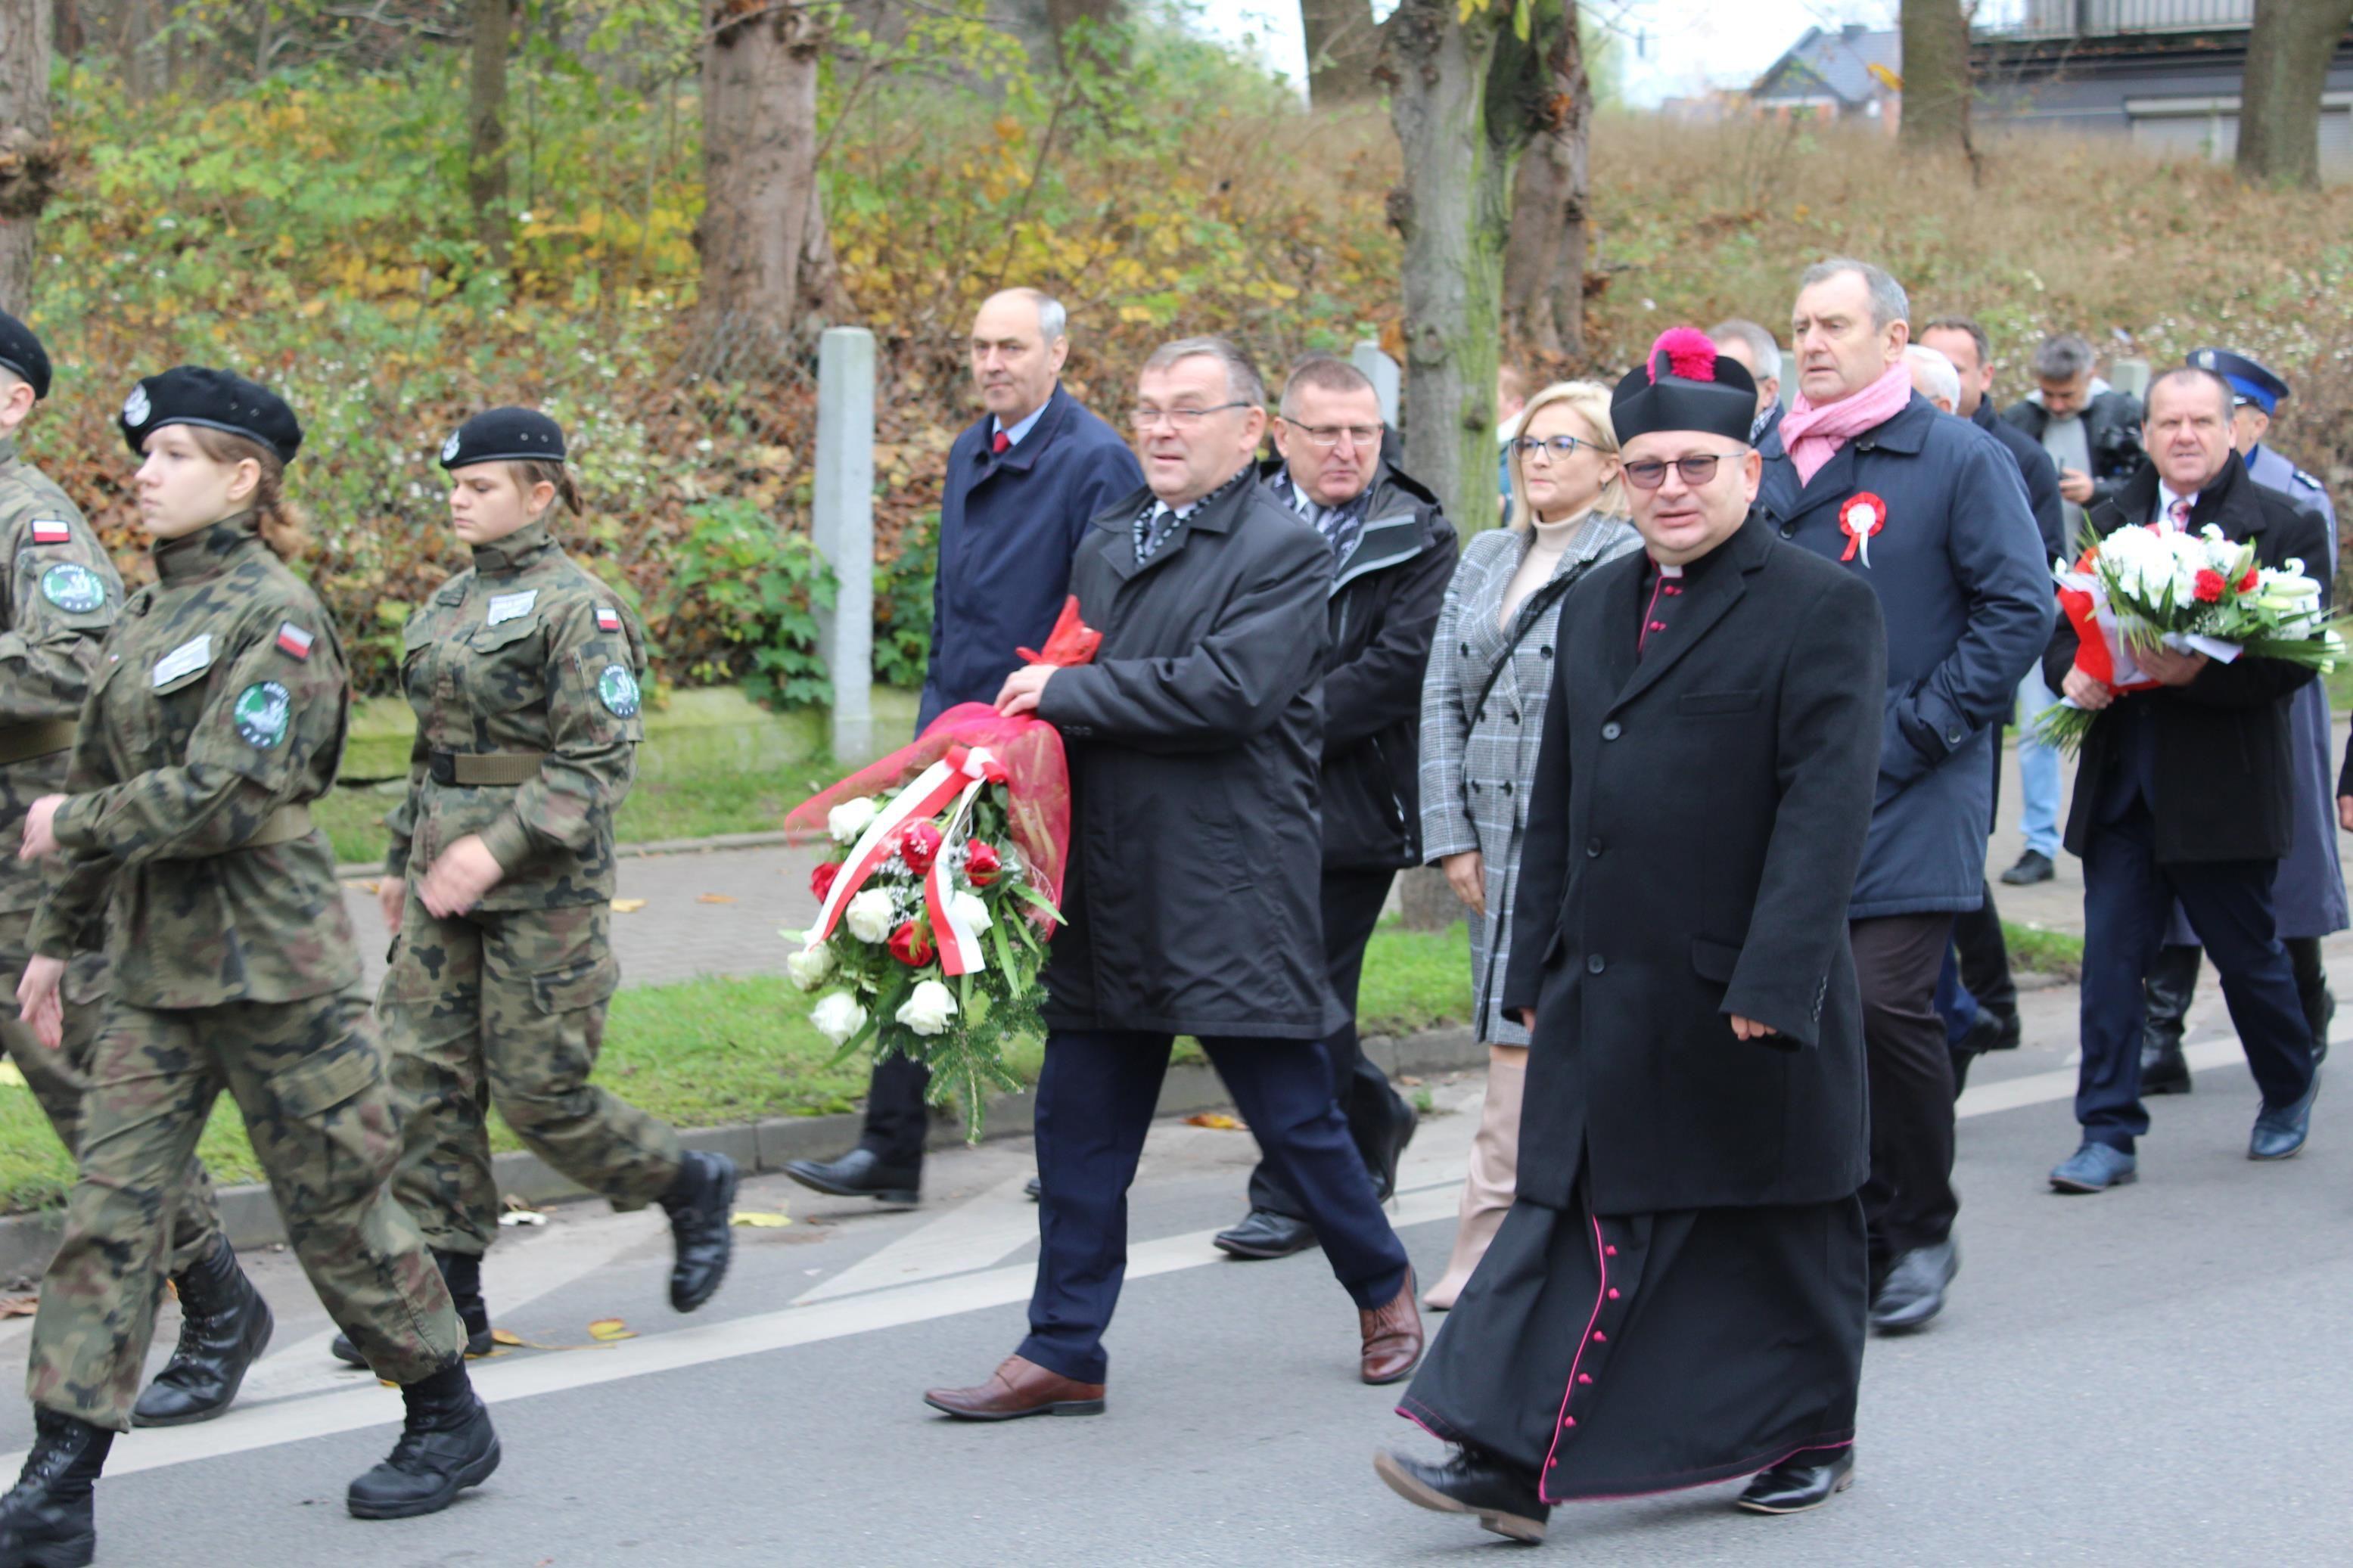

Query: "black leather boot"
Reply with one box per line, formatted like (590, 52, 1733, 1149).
(0, 1409, 112, 1568)
(346, 1362, 501, 1520)
(131, 1236, 274, 1427)
(334, 1247, 493, 1368)
(659, 1150, 738, 1312)
(2288, 936, 2334, 1064)
(2141, 943, 2201, 1095)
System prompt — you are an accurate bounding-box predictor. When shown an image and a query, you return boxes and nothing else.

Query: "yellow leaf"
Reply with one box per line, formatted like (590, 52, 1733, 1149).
(490, 1327, 525, 1346)
(0, 1060, 24, 1089)
(1184, 1113, 1246, 1131)
(696, 893, 737, 904)
(611, 898, 648, 913)
(731, 1210, 793, 1228)
(588, 1318, 637, 1342)
(0, 1295, 36, 1319)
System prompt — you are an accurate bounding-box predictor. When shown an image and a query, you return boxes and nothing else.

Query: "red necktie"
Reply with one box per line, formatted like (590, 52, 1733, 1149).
(991, 431, 1011, 455)
(2168, 498, 2190, 530)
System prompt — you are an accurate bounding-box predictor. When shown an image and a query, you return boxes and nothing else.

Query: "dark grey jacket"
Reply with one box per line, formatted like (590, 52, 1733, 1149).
(2001, 389, 2146, 511)
(1035, 473, 1341, 1039)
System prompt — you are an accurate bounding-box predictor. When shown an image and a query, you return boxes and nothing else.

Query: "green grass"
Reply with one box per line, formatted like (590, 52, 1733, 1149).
(2003, 921, 2085, 981)
(0, 921, 1475, 1219)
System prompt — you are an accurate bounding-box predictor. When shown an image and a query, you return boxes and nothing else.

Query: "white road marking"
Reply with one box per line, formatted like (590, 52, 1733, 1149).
(791, 1173, 1043, 1305)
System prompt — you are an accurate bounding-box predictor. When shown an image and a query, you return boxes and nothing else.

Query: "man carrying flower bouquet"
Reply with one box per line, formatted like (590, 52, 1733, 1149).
(921, 336, 1422, 1421)
(2045, 366, 2329, 1194)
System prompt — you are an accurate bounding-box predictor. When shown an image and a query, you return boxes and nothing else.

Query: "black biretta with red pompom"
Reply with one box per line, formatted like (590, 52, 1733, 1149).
(1610, 328, 1758, 446)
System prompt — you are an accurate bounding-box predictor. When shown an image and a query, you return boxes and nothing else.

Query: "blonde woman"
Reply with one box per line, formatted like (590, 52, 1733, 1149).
(1417, 380, 1641, 1309)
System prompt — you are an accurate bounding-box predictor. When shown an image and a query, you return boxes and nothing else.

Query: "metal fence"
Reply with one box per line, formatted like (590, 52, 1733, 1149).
(1975, 0, 2254, 40)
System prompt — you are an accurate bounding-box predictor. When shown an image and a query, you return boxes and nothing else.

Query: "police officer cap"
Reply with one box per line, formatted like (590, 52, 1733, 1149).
(0, 309, 51, 400)
(119, 366, 303, 464)
(2187, 347, 2289, 415)
(1611, 327, 1758, 445)
(440, 407, 566, 470)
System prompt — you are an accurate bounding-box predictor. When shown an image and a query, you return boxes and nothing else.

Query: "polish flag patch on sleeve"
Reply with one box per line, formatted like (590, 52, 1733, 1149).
(30, 519, 71, 545)
(595, 605, 621, 632)
(275, 622, 315, 660)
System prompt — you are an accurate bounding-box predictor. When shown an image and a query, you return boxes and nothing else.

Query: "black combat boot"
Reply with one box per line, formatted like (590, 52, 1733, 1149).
(659, 1150, 739, 1312)
(0, 1409, 113, 1568)
(2140, 943, 2201, 1095)
(131, 1235, 274, 1427)
(2288, 936, 2334, 1065)
(333, 1247, 493, 1368)
(345, 1362, 501, 1520)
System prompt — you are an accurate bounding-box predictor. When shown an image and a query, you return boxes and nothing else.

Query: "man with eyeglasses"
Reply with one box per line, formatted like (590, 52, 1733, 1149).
(1756, 259, 2050, 1339)
(1209, 355, 1457, 1262)
(1378, 328, 1886, 1538)
(923, 337, 1422, 1423)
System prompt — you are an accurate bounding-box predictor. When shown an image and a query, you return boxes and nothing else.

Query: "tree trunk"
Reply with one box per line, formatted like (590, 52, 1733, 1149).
(1381, 0, 1517, 541)
(468, 0, 514, 269)
(1898, 0, 1972, 157)
(2236, 0, 2353, 189)
(695, 0, 824, 380)
(1501, 1, 1590, 359)
(1302, 0, 1382, 107)
(1046, 0, 1124, 73)
(0, 0, 61, 313)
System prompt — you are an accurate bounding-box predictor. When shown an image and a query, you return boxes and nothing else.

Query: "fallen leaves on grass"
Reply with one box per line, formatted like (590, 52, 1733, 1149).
(0, 1060, 24, 1088)
(611, 898, 648, 913)
(1184, 1113, 1246, 1131)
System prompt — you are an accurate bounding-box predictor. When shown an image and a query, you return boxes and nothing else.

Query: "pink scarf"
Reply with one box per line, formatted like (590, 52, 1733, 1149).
(1778, 362, 1914, 487)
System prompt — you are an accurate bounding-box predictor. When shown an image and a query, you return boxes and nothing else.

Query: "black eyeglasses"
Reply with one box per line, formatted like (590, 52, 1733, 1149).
(1621, 452, 1744, 489)
(1512, 434, 1589, 462)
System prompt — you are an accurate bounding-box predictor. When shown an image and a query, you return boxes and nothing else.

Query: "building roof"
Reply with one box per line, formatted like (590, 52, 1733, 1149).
(1752, 23, 1901, 107)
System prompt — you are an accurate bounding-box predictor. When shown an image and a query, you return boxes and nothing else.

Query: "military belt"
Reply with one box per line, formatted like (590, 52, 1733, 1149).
(241, 804, 314, 849)
(429, 750, 549, 787)
(0, 718, 78, 767)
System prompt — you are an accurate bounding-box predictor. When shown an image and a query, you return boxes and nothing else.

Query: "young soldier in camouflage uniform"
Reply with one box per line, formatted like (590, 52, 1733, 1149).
(0, 369, 500, 1568)
(0, 312, 273, 1434)
(325, 406, 735, 1368)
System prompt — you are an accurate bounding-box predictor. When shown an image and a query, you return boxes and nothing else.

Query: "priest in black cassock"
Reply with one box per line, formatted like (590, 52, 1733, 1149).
(1374, 330, 1888, 1545)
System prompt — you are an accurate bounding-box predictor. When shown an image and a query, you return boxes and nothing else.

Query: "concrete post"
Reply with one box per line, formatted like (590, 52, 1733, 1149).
(2109, 356, 2151, 401)
(813, 327, 876, 763)
(1352, 341, 1403, 429)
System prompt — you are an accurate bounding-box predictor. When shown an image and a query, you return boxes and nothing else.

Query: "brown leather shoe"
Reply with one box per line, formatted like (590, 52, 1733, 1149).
(1360, 1268, 1425, 1385)
(923, 1355, 1105, 1421)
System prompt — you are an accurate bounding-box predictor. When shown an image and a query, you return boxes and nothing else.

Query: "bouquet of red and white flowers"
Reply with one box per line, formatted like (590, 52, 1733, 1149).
(2037, 520, 2339, 754)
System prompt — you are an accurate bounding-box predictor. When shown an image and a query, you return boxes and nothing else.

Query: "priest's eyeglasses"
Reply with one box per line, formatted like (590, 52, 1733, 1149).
(1511, 434, 1590, 464)
(1621, 452, 1743, 489)
(1280, 417, 1383, 449)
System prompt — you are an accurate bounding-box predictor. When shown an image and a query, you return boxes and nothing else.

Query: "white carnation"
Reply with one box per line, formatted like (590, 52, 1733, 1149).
(948, 889, 993, 935)
(896, 979, 958, 1036)
(844, 888, 897, 944)
(828, 796, 881, 845)
(785, 944, 835, 992)
(810, 991, 868, 1045)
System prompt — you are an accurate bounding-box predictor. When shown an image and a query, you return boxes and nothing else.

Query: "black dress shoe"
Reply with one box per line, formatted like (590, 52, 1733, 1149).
(1999, 850, 2053, 886)
(2140, 1042, 2193, 1096)
(1024, 1175, 1041, 1202)
(334, 1247, 493, 1368)
(1366, 1094, 1419, 1203)
(784, 1147, 921, 1203)
(1373, 1448, 1549, 1544)
(1214, 1207, 1318, 1259)
(1869, 1238, 1957, 1333)
(132, 1236, 272, 1427)
(0, 1409, 111, 1568)
(660, 1150, 739, 1312)
(1736, 1447, 1854, 1514)
(1947, 1009, 2007, 1098)
(346, 1364, 500, 1520)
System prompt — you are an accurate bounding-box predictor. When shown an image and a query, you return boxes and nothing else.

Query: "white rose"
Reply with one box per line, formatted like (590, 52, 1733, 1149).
(810, 991, 868, 1045)
(896, 979, 958, 1036)
(948, 889, 993, 935)
(844, 888, 897, 944)
(828, 796, 881, 845)
(785, 944, 835, 992)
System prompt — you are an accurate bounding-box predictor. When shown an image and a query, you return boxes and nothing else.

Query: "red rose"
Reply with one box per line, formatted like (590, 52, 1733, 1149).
(2239, 569, 2261, 594)
(889, 919, 935, 967)
(898, 821, 944, 876)
(810, 862, 843, 902)
(2193, 569, 2227, 604)
(964, 841, 1002, 887)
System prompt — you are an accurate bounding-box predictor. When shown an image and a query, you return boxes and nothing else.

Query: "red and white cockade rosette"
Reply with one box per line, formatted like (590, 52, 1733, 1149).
(2036, 522, 2339, 755)
(779, 597, 1099, 1134)
(1838, 492, 1888, 565)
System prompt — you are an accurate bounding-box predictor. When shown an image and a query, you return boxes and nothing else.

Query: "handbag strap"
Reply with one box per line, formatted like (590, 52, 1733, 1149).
(1469, 554, 1602, 723)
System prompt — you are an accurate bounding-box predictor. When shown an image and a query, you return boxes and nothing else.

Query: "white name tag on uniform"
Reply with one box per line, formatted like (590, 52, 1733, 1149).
(486, 590, 539, 625)
(151, 634, 213, 688)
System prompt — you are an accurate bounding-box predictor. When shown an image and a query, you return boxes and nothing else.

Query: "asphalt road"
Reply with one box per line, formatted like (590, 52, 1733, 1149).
(3, 961, 2347, 1568)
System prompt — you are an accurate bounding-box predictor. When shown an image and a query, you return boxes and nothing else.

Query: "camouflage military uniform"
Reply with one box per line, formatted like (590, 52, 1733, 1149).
(0, 435, 224, 1273)
(23, 514, 461, 1430)
(380, 517, 680, 1256)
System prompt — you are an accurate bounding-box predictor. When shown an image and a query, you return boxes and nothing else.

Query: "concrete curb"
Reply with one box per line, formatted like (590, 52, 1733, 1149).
(0, 1026, 1484, 1284)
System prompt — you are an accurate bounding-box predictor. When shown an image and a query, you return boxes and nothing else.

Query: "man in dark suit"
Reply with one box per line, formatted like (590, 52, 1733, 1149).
(1376, 331, 1885, 1543)
(2045, 367, 2327, 1194)
(922, 337, 1419, 1422)
(785, 288, 1141, 1206)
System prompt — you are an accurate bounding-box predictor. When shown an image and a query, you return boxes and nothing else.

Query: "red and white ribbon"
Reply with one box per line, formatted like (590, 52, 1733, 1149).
(1839, 492, 1888, 567)
(804, 746, 1004, 956)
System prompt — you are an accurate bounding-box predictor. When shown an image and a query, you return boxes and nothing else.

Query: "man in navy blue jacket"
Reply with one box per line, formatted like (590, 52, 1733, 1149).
(787, 288, 1142, 1204)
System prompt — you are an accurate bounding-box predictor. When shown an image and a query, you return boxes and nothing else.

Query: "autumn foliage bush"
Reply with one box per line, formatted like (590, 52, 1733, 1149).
(20, 32, 2353, 703)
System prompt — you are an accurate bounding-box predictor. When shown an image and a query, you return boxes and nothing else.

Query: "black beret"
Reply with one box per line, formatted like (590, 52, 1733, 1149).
(0, 309, 51, 400)
(1611, 328, 1758, 446)
(120, 366, 303, 465)
(440, 406, 566, 469)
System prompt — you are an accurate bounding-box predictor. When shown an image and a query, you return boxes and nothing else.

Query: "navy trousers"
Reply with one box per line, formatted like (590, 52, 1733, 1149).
(1019, 1028, 1412, 1385)
(2077, 800, 2316, 1152)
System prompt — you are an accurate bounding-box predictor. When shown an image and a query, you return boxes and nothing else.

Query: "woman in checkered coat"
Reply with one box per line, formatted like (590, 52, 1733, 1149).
(1419, 380, 1640, 1309)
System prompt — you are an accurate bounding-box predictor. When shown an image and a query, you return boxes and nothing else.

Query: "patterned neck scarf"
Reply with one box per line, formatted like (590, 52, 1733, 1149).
(1135, 464, 1254, 566)
(1267, 465, 1374, 572)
